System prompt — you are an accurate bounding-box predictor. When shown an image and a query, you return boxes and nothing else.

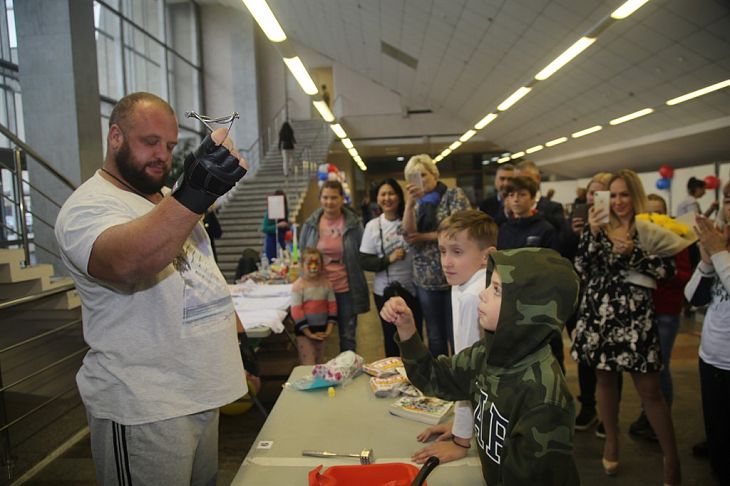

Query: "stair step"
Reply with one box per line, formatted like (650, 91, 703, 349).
(0, 276, 76, 301)
(0, 260, 54, 284)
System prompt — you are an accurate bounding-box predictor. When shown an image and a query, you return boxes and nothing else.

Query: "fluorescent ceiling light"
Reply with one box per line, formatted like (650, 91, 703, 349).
(474, 113, 498, 129)
(510, 151, 525, 159)
(572, 125, 603, 138)
(611, 0, 650, 20)
(442, 148, 452, 157)
(609, 108, 654, 125)
(534, 37, 596, 81)
(497, 87, 532, 111)
(313, 100, 335, 122)
(526, 144, 544, 154)
(497, 156, 511, 163)
(545, 136, 568, 147)
(330, 123, 347, 139)
(434, 155, 443, 163)
(449, 140, 462, 151)
(283, 57, 318, 95)
(342, 138, 354, 149)
(348, 148, 358, 157)
(397, 156, 405, 162)
(242, 0, 287, 42)
(459, 130, 477, 142)
(666, 79, 730, 106)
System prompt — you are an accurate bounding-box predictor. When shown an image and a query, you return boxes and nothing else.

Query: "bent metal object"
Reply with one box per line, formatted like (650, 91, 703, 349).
(301, 448, 375, 465)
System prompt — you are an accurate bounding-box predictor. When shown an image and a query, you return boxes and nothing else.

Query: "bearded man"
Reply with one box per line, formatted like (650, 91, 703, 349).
(55, 92, 249, 486)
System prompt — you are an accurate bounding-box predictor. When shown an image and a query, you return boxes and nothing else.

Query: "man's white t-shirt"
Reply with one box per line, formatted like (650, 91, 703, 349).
(360, 214, 415, 295)
(451, 268, 487, 439)
(55, 172, 246, 425)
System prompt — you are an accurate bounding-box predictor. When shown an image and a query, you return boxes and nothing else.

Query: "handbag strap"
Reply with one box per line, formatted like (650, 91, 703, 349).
(378, 217, 391, 282)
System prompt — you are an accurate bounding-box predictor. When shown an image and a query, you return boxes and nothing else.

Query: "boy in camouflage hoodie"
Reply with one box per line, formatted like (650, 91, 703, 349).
(381, 247, 580, 485)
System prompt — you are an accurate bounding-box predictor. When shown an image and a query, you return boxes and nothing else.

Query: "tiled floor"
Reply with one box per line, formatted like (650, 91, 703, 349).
(21, 293, 719, 485)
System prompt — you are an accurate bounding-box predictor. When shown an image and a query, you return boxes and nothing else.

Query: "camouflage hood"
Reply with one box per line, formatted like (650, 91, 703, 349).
(485, 248, 579, 369)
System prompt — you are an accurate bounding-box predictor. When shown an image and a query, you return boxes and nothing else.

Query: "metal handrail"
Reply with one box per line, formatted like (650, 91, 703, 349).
(0, 348, 88, 394)
(0, 319, 82, 355)
(0, 382, 82, 434)
(0, 121, 76, 191)
(0, 282, 76, 311)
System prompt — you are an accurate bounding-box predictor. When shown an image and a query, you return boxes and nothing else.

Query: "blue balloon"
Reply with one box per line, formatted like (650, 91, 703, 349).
(318, 172, 328, 181)
(656, 178, 671, 190)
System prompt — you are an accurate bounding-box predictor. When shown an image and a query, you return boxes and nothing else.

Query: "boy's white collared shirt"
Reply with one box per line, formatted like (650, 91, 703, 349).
(451, 267, 487, 440)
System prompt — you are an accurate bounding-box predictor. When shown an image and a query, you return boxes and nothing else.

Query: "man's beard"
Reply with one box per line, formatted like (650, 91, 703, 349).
(114, 140, 170, 195)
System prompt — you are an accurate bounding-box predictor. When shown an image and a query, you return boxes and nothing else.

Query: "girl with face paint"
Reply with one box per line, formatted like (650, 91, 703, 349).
(290, 248, 337, 365)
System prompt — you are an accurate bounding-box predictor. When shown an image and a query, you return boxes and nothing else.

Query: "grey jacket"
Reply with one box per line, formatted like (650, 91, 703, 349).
(299, 207, 370, 314)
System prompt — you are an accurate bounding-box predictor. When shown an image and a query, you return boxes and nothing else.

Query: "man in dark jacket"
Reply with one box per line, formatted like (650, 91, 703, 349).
(479, 164, 514, 225)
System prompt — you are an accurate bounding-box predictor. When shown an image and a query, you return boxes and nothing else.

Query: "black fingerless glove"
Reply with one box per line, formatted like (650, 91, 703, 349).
(172, 135, 247, 214)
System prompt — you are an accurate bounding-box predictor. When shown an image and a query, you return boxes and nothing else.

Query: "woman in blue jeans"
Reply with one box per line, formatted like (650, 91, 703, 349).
(402, 155, 470, 356)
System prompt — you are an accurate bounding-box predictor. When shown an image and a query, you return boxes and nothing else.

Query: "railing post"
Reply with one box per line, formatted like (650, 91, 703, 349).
(13, 148, 31, 266)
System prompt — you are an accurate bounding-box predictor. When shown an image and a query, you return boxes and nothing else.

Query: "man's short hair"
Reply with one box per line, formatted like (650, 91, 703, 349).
(438, 209, 498, 249)
(109, 92, 175, 130)
(496, 163, 515, 173)
(505, 176, 538, 197)
(320, 179, 344, 195)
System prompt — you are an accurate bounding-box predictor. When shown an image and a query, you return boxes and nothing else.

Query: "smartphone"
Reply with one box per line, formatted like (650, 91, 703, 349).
(593, 191, 610, 224)
(572, 203, 589, 221)
(406, 171, 423, 190)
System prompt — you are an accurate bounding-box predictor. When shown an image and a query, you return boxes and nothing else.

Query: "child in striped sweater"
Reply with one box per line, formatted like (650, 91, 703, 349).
(291, 247, 337, 364)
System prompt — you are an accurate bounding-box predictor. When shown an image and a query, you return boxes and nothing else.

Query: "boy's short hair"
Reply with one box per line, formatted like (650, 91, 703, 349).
(437, 209, 498, 249)
(505, 176, 538, 197)
(647, 193, 667, 213)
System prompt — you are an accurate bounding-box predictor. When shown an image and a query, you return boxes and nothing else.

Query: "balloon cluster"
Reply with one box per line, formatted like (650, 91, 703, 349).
(656, 164, 721, 191)
(656, 165, 673, 190)
(317, 163, 352, 204)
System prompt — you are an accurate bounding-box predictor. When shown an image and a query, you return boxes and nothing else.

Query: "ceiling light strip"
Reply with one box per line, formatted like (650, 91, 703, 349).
(666, 79, 730, 106)
(610, 0, 651, 20)
(342, 138, 354, 149)
(525, 144, 544, 154)
(609, 108, 654, 125)
(330, 123, 347, 139)
(534, 37, 596, 81)
(242, 0, 287, 42)
(283, 57, 318, 95)
(474, 113, 498, 130)
(571, 125, 603, 138)
(459, 130, 477, 142)
(313, 100, 335, 122)
(497, 87, 532, 111)
(510, 151, 525, 159)
(545, 137, 568, 147)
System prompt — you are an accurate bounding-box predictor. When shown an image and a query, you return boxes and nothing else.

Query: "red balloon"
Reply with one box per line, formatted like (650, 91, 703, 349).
(658, 165, 674, 179)
(285, 229, 293, 241)
(704, 175, 720, 190)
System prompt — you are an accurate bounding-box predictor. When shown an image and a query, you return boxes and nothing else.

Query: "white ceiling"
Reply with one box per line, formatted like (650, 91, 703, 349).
(242, 0, 730, 178)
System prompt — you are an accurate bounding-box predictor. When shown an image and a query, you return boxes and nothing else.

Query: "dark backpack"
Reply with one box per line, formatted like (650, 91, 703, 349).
(235, 248, 260, 281)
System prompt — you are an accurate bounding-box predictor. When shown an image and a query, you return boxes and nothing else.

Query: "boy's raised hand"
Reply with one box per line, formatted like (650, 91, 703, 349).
(379, 296, 417, 341)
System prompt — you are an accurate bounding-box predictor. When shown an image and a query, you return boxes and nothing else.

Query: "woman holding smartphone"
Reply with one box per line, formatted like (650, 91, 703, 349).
(402, 154, 470, 357)
(571, 169, 681, 484)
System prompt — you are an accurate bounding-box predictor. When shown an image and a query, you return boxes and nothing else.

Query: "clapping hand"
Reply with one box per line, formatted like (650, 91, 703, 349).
(694, 215, 728, 264)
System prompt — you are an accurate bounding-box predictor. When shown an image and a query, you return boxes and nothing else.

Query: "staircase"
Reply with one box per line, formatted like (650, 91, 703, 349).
(0, 248, 80, 310)
(216, 119, 333, 281)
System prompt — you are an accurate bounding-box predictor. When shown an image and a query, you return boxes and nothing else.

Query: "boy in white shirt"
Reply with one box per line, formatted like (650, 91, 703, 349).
(411, 209, 498, 464)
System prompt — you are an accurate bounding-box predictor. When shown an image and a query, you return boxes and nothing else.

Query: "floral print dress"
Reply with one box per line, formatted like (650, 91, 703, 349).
(571, 228, 675, 372)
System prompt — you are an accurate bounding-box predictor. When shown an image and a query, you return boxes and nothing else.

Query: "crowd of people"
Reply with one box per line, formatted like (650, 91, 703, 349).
(54, 92, 728, 485)
(288, 154, 729, 485)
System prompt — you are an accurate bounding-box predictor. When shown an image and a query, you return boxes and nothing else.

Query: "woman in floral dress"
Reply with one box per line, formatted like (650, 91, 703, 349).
(571, 169, 681, 485)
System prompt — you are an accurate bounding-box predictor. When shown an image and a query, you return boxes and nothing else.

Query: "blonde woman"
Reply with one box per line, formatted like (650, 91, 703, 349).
(571, 169, 680, 484)
(402, 154, 470, 357)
